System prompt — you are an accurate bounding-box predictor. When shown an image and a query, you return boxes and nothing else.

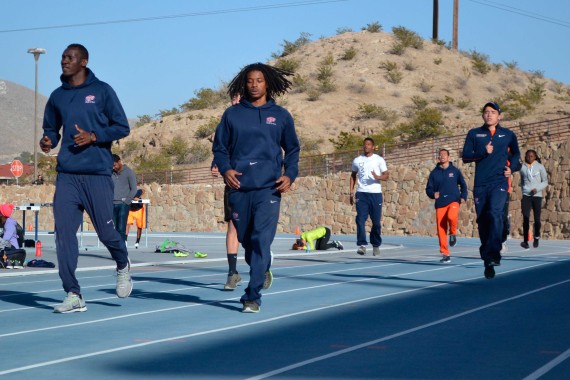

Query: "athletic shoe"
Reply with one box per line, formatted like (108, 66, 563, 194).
(116, 264, 133, 298)
(449, 235, 457, 247)
(6, 260, 13, 269)
(533, 238, 539, 248)
(224, 273, 242, 290)
(335, 241, 344, 250)
(484, 266, 495, 279)
(242, 301, 260, 313)
(520, 241, 530, 249)
(263, 270, 273, 289)
(357, 246, 367, 255)
(173, 251, 190, 257)
(134, 243, 139, 249)
(489, 259, 501, 267)
(194, 251, 208, 258)
(440, 255, 451, 263)
(373, 246, 381, 256)
(53, 292, 87, 313)
(12, 260, 23, 269)
(500, 242, 508, 254)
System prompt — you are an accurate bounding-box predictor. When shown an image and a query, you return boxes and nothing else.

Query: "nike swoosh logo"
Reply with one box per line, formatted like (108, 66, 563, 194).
(498, 134, 505, 137)
(249, 162, 258, 165)
(270, 200, 278, 204)
(443, 195, 448, 197)
(107, 220, 113, 224)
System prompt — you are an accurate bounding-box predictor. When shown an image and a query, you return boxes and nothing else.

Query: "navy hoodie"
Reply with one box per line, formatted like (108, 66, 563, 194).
(462, 123, 521, 187)
(42, 68, 130, 176)
(212, 98, 300, 191)
(426, 162, 468, 208)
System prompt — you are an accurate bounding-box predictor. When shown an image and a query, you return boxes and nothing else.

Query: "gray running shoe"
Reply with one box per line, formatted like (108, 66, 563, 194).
(335, 241, 344, 250)
(224, 273, 242, 290)
(242, 301, 260, 313)
(373, 246, 381, 256)
(116, 264, 133, 298)
(263, 270, 273, 290)
(54, 293, 87, 313)
(357, 246, 367, 255)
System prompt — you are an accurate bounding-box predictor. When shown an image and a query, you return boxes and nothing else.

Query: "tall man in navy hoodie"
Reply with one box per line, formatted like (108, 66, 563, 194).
(40, 44, 133, 313)
(426, 149, 468, 263)
(462, 102, 521, 279)
(213, 63, 300, 313)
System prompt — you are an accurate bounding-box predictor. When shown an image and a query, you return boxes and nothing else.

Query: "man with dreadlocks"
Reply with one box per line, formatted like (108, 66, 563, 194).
(213, 63, 300, 313)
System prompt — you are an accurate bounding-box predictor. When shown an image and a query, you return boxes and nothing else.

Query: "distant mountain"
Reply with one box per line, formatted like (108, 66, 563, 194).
(0, 80, 47, 164)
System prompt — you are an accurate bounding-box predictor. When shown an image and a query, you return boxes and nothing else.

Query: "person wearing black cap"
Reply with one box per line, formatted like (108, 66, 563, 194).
(462, 102, 521, 279)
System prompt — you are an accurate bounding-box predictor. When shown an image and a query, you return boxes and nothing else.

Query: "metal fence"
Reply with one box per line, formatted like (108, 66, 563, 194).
(138, 116, 570, 185)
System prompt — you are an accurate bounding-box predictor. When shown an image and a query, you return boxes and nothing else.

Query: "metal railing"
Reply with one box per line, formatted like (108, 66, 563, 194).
(137, 116, 570, 184)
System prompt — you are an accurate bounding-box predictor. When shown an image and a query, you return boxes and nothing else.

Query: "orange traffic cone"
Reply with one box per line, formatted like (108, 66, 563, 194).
(28, 223, 33, 232)
(528, 230, 532, 242)
(35, 240, 42, 257)
(295, 226, 301, 235)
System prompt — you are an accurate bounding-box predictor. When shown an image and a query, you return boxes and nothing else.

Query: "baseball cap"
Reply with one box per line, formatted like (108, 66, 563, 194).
(483, 101, 501, 114)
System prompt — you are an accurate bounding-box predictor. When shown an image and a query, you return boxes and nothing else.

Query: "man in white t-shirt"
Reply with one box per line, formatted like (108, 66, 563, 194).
(349, 137, 389, 256)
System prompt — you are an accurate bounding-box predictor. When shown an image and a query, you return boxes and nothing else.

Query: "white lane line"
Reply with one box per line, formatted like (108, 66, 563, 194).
(0, 260, 566, 376)
(248, 277, 570, 380)
(523, 346, 570, 380)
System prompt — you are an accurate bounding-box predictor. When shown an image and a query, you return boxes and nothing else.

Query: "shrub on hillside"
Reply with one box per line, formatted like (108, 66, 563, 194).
(275, 58, 300, 73)
(398, 108, 444, 142)
(157, 108, 179, 118)
(181, 87, 227, 111)
(336, 27, 353, 35)
(392, 26, 423, 49)
(341, 47, 357, 61)
(470, 50, 491, 75)
(163, 136, 191, 165)
(273, 32, 312, 58)
(362, 21, 382, 33)
(136, 114, 153, 127)
(195, 118, 218, 139)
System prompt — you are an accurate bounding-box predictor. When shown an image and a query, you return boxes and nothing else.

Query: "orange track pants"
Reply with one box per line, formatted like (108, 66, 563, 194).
(436, 202, 459, 255)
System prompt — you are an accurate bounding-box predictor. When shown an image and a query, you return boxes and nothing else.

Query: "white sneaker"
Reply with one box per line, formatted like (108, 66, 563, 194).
(134, 243, 139, 249)
(500, 242, 508, 254)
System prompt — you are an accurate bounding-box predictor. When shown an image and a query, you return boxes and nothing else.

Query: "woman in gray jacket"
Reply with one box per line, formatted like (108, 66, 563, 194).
(520, 149, 548, 249)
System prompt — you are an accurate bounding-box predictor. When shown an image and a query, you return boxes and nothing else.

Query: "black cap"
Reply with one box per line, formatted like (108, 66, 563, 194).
(483, 102, 501, 114)
(112, 154, 121, 162)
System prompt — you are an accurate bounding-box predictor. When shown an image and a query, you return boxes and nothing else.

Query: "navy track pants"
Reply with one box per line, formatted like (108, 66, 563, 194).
(229, 188, 281, 306)
(473, 181, 508, 264)
(54, 173, 129, 294)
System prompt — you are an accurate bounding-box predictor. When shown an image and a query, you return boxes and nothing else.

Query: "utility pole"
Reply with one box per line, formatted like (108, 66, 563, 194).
(452, 0, 459, 50)
(433, 0, 439, 41)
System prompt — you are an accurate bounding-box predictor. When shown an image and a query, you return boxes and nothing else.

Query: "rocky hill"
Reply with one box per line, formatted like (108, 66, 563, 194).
(0, 80, 47, 164)
(118, 29, 570, 169)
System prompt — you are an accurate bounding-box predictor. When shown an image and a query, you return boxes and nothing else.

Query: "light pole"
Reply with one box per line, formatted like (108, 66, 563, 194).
(27, 47, 46, 182)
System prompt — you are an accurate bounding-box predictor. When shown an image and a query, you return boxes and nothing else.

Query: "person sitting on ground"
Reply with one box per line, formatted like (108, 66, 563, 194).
(292, 226, 343, 251)
(0, 204, 20, 250)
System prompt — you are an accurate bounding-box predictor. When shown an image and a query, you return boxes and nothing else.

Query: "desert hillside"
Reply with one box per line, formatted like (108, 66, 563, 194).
(117, 29, 570, 169)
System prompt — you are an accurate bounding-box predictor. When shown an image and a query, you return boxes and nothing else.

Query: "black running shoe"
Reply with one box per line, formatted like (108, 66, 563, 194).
(520, 241, 530, 249)
(449, 235, 457, 247)
(533, 238, 539, 248)
(484, 266, 495, 279)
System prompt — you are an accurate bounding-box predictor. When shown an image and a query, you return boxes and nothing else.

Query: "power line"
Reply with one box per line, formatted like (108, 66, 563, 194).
(468, 0, 570, 28)
(0, 0, 349, 34)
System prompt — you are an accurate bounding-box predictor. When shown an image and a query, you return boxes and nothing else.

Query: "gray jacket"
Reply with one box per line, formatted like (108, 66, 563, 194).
(112, 165, 137, 205)
(520, 162, 548, 197)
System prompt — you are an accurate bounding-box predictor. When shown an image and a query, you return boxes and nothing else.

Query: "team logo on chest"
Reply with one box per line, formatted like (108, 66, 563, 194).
(265, 116, 276, 125)
(85, 95, 96, 104)
(448, 173, 455, 178)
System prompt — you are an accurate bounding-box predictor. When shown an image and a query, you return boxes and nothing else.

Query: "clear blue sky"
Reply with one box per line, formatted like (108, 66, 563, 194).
(1, 0, 569, 118)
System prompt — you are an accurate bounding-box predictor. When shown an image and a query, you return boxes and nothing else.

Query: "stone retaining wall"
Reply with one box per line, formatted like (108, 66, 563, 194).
(2, 139, 568, 240)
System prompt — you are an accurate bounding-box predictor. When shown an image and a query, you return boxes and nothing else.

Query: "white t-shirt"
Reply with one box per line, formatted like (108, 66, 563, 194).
(351, 153, 388, 193)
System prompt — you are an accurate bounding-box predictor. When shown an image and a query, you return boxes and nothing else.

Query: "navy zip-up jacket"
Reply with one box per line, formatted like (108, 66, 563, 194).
(42, 68, 130, 176)
(212, 98, 300, 191)
(426, 162, 468, 208)
(462, 123, 521, 187)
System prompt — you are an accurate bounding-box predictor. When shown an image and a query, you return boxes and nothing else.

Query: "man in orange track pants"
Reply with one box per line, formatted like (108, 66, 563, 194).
(426, 149, 468, 263)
